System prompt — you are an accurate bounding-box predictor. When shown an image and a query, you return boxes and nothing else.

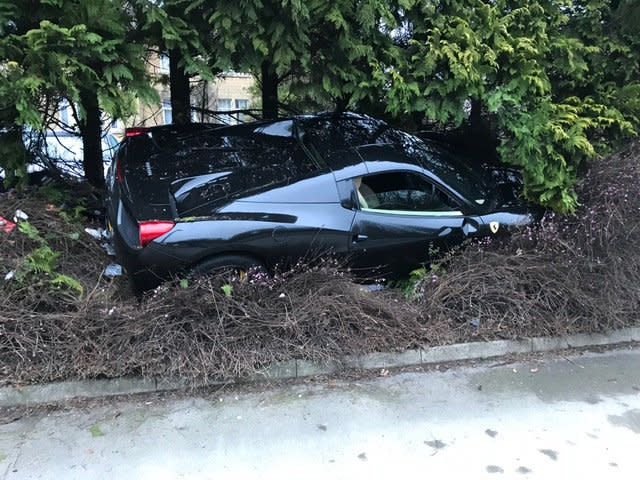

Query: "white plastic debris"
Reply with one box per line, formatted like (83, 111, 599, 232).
(101, 242, 116, 256)
(84, 228, 103, 240)
(104, 263, 123, 277)
(13, 209, 28, 222)
(278, 292, 286, 298)
(4, 270, 15, 281)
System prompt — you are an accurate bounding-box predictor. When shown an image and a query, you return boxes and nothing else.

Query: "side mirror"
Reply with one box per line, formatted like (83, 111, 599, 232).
(336, 179, 356, 210)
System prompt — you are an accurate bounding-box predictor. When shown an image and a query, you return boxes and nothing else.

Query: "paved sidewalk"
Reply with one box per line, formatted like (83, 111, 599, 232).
(1, 347, 639, 479)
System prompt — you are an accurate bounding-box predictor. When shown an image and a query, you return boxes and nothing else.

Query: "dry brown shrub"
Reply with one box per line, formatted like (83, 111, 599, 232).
(2, 138, 640, 386)
(412, 138, 640, 340)
(1, 188, 423, 385)
(0, 190, 122, 312)
(0, 266, 422, 386)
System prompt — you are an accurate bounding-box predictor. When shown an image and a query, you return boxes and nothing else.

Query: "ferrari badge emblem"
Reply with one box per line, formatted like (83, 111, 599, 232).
(490, 221, 500, 234)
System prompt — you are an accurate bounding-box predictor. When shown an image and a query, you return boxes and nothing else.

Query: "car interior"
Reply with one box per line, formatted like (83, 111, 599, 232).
(354, 172, 462, 215)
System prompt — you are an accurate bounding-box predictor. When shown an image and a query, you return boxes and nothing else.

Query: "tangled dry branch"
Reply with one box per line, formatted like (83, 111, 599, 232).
(413, 139, 640, 340)
(0, 268, 422, 386)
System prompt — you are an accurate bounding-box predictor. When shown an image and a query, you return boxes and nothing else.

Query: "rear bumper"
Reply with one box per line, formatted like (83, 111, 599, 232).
(109, 199, 189, 289)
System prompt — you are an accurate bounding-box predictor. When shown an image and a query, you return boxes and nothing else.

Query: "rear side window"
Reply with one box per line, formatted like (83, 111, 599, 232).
(126, 122, 318, 179)
(355, 172, 461, 214)
(129, 129, 294, 166)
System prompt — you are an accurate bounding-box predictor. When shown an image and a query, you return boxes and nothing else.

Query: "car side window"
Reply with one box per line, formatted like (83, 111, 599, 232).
(353, 172, 462, 215)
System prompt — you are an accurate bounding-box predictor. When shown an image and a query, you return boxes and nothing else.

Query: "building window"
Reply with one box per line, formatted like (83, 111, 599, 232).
(59, 99, 70, 125)
(160, 54, 170, 73)
(235, 99, 248, 123)
(217, 98, 232, 124)
(162, 100, 172, 124)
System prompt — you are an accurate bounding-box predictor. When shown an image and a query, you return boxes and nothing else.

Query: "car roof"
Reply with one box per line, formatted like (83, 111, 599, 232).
(128, 111, 397, 173)
(126, 112, 471, 178)
(125, 112, 474, 204)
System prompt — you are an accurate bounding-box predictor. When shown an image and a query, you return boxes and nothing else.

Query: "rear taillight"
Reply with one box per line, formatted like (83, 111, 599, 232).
(115, 156, 123, 183)
(125, 127, 150, 137)
(139, 221, 175, 247)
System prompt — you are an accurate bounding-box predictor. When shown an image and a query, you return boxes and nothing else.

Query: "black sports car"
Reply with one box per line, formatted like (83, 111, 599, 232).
(106, 112, 537, 290)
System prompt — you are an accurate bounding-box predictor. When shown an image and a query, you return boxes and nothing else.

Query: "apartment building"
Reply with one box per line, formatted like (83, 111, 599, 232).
(52, 54, 255, 142)
(131, 54, 255, 129)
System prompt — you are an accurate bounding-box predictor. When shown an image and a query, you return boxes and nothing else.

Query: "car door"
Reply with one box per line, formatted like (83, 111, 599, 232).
(348, 171, 482, 276)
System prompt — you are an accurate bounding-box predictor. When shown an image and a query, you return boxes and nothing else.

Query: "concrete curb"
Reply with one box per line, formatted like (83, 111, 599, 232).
(2, 327, 639, 408)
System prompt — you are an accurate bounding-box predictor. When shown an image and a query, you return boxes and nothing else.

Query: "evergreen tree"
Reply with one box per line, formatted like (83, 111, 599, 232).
(209, 0, 311, 119)
(0, 0, 155, 188)
(287, 0, 400, 113)
(1, 0, 637, 210)
(383, 0, 638, 212)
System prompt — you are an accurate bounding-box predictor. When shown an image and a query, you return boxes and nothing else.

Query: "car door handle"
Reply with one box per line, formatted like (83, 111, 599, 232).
(352, 234, 368, 243)
(437, 226, 454, 237)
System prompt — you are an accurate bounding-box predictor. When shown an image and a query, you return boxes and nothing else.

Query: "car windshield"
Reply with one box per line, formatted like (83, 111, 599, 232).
(405, 142, 494, 207)
(299, 116, 410, 157)
(300, 117, 493, 207)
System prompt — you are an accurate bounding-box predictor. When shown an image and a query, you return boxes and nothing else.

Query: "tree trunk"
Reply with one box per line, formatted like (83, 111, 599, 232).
(170, 48, 191, 125)
(335, 94, 351, 113)
(465, 99, 500, 162)
(200, 80, 208, 123)
(78, 88, 104, 189)
(0, 124, 29, 187)
(468, 99, 485, 142)
(261, 60, 279, 119)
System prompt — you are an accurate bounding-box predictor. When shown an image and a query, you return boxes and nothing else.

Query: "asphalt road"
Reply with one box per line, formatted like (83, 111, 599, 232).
(1, 347, 639, 479)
